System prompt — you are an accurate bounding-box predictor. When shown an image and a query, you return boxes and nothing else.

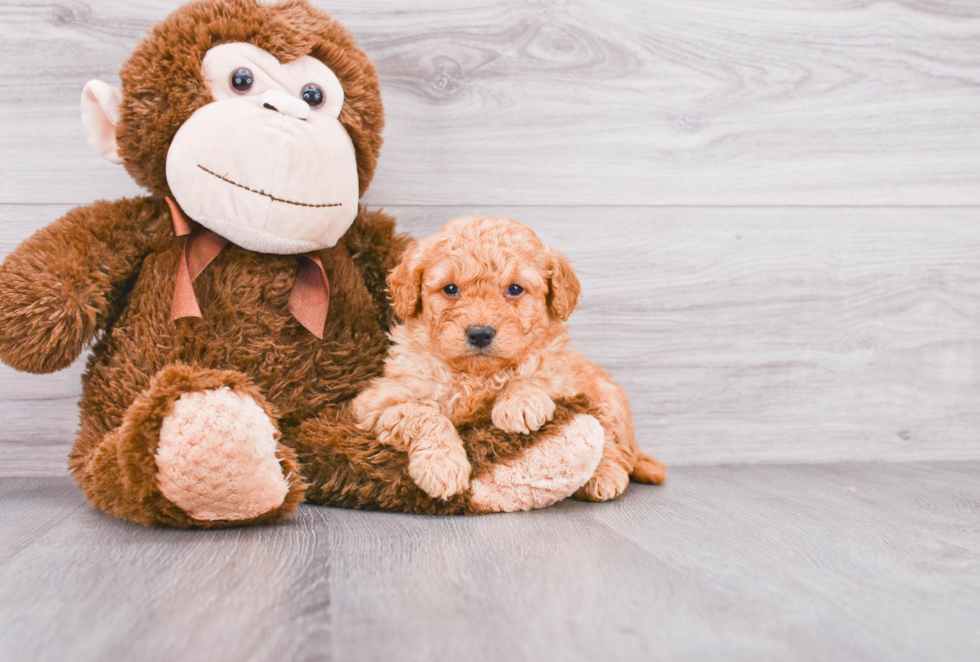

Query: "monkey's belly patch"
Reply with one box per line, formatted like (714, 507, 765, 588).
(155, 387, 288, 521)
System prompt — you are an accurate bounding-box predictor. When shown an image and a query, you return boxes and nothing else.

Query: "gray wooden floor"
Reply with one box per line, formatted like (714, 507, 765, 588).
(1, 462, 978, 662)
(1, 1, 979, 660)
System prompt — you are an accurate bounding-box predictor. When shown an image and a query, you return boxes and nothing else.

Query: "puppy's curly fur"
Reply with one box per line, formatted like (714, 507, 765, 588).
(353, 217, 665, 501)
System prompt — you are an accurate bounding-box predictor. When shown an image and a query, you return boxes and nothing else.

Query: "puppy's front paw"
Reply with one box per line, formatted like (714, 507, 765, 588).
(492, 390, 556, 434)
(409, 445, 472, 500)
(574, 463, 630, 502)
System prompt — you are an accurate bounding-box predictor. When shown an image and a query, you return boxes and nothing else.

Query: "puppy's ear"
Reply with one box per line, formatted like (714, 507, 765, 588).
(546, 247, 581, 321)
(388, 242, 425, 320)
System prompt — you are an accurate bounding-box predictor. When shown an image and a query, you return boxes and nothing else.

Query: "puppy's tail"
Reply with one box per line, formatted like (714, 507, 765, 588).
(631, 452, 666, 485)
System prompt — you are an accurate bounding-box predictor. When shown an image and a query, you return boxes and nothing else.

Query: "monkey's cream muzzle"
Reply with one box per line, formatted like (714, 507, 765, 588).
(81, 43, 360, 256)
(163, 43, 360, 255)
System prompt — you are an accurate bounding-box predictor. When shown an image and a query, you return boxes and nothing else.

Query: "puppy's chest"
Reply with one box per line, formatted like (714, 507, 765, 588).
(439, 376, 509, 423)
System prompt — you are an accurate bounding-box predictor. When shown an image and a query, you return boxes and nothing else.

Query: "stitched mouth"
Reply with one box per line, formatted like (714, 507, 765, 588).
(197, 165, 341, 208)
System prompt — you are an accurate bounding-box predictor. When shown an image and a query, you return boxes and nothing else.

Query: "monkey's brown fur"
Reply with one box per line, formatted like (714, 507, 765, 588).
(0, 0, 599, 528)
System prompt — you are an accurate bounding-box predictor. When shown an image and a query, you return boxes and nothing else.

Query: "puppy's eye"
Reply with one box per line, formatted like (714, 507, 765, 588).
(443, 284, 460, 297)
(507, 284, 524, 296)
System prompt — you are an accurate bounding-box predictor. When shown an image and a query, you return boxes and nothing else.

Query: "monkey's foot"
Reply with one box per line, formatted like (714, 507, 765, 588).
(468, 414, 604, 513)
(74, 364, 305, 527)
(156, 387, 296, 522)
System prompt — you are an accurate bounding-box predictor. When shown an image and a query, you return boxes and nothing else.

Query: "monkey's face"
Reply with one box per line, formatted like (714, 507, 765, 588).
(163, 42, 359, 254)
(80, 1, 384, 255)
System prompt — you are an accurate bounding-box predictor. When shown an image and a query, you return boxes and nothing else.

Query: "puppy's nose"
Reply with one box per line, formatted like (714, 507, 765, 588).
(466, 325, 496, 349)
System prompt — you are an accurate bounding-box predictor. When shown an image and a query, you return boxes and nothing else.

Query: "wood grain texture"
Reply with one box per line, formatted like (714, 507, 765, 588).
(2, 4, 978, 659)
(1, 0, 979, 205)
(1, 463, 978, 662)
(0, 478, 83, 566)
(2, 204, 978, 475)
(1, 2, 978, 472)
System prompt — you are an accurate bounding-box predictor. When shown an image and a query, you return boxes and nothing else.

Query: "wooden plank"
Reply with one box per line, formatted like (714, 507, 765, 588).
(2, 204, 979, 474)
(1, 1, 979, 206)
(323, 462, 980, 662)
(0, 478, 332, 662)
(0, 483, 87, 662)
(1, 463, 978, 661)
(0, 478, 85, 566)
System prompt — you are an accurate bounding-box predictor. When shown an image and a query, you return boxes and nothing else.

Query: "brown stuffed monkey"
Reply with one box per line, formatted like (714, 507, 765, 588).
(0, 0, 607, 528)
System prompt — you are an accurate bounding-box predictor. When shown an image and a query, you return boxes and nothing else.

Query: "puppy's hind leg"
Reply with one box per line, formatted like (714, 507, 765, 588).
(631, 452, 666, 485)
(574, 373, 664, 500)
(574, 441, 631, 502)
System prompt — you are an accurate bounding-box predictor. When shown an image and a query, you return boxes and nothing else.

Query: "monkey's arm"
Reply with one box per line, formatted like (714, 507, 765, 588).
(0, 196, 168, 374)
(343, 207, 413, 331)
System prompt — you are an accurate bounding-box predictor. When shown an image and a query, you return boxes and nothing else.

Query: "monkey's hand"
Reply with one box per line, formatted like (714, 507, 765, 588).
(492, 384, 557, 435)
(0, 197, 165, 374)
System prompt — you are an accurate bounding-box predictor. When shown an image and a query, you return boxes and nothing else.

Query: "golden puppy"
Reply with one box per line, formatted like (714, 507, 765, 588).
(353, 217, 665, 501)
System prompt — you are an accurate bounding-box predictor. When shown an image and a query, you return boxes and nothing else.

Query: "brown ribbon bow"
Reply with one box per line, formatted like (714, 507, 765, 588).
(167, 198, 330, 339)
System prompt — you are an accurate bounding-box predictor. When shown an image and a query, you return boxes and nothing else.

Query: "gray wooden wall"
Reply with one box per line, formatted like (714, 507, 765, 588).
(1, 0, 978, 475)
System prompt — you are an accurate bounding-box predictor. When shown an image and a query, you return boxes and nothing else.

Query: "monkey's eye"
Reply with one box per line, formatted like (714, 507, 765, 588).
(301, 84, 325, 108)
(507, 284, 524, 297)
(230, 68, 254, 94)
(443, 284, 460, 297)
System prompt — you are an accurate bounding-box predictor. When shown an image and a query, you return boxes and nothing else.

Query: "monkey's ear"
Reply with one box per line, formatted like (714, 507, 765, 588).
(80, 80, 124, 164)
(388, 242, 425, 320)
(546, 247, 581, 322)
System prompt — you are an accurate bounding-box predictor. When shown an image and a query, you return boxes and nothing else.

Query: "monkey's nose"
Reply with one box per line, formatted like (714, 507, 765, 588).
(259, 90, 310, 120)
(466, 326, 496, 349)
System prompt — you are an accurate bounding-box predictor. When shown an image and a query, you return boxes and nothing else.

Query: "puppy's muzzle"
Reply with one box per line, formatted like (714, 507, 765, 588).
(466, 325, 496, 349)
